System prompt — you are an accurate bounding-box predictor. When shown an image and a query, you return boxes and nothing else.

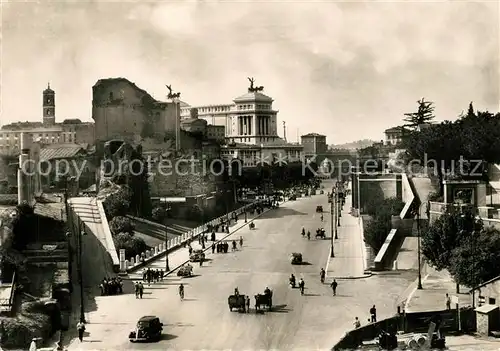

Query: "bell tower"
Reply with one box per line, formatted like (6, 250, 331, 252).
(43, 83, 55, 125)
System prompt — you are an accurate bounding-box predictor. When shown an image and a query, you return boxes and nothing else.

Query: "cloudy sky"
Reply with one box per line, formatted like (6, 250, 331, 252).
(1, 0, 498, 144)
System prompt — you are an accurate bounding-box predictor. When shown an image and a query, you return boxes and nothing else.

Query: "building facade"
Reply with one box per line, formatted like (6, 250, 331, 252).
(384, 126, 404, 145)
(301, 133, 327, 156)
(0, 84, 95, 155)
(92, 78, 179, 146)
(181, 82, 301, 167)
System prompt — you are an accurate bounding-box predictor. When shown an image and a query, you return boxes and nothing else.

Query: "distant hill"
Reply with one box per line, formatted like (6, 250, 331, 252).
(330, 139, 377, 150)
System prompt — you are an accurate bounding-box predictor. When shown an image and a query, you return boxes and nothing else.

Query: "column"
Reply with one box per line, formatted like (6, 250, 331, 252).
(239, 116, 243, 135)
(266, 116, 269, 135)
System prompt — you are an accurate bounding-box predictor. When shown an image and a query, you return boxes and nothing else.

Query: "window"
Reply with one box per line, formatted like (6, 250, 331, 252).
(489, 298, 496, 305)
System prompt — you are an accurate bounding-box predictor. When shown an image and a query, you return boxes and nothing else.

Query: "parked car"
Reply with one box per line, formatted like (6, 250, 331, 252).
(189, 249, 205, 262)
(289, 194, 297, 201)
(129, 315, 163, 342)
(316, 205, 323, 213)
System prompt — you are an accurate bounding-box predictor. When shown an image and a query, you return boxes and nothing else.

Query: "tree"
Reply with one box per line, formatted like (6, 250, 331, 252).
(466, 102, 475, 118)
(449, 226, 500, 287)
(363, 197, 405, 253)
(109, 216, 135, 235)
(113, 232, 148, 259)
(103, 188, 132, 218)
(152, 207, 168, 224)
(403, 98, 435, 129)
(421, 206, 479, 271)
(403, 121, 463, 195)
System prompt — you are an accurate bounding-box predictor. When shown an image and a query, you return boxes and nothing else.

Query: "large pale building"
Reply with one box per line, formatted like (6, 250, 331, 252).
(182, 82, 303, 167)
(0, 84, 95, 155)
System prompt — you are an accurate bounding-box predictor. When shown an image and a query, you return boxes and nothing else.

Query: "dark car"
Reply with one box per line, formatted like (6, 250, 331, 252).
(189, 249, 205, 262)
(316, 205, 323, 213)
(129, 316, 163, 342)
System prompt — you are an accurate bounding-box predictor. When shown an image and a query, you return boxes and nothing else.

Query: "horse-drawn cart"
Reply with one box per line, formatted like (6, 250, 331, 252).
(290, 252, 303, 265)
(228, 294, 246, 312)
(254, 291, 272, 312)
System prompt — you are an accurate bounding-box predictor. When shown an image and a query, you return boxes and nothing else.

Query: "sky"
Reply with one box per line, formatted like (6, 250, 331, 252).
(0, 0, 499, 144)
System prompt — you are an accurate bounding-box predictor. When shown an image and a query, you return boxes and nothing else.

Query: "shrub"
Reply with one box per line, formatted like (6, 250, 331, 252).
(189, 205, 203, 222)
(1, 314, 52, 349)
(428, 191, 443, 202)
(109, 216, 135, 235)
(103, 188, 132, 218)
(113, 233, 148, 258)
(151, 207, 168, 224)
(363, 197, 405, 253)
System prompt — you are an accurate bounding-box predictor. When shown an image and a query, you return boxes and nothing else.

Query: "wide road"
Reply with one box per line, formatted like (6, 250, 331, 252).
(69, 185, 414, 350)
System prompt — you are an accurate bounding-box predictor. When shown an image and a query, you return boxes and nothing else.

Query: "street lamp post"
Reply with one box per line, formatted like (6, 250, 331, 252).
(164, 217, 170, 272)
(330, 192, 335, 257)
(244, 209, 247, 223)
(416, 206, 423, 290)
(334, 189, 339, 239)
(77, 221, 86, 323)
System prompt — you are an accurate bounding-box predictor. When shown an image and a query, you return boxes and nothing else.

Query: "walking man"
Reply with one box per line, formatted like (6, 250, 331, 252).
(76, 321, 85, 342)
(138, 282, 144, 299)
(445, 293, 451, 310)
(330, 279, 338, 296)
(370, 305, 377, 322)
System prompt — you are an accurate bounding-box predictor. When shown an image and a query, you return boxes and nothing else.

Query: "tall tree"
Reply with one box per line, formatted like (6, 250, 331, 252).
(449, 227, 500, 287)
(466, 102, 475, 117)
(421, 206, 478, 271)
(403, 98, 435, 129)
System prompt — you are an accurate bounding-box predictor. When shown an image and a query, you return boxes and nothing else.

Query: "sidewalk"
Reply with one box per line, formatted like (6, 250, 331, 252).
(325, 197, 367, 279)
(405, 265, 472, 312)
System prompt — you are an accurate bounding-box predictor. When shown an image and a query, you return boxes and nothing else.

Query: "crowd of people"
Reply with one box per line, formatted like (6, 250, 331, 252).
(99, 277, 123, 295)
(142, 267, 165, 284)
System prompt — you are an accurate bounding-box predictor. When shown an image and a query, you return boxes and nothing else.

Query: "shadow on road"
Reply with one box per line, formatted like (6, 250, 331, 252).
(303, 293, 320, 297)
(260, 208, 308, 219)
(160, 334, 178, 341)
(180, 274, 201, 279)
(269, 304, 291, 313)
(182, 298, 197, 301)
(298, 261, 312, 265)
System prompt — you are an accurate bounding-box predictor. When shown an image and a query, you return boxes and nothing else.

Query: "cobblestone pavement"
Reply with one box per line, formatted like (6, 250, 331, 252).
(66, 182, 415, 350)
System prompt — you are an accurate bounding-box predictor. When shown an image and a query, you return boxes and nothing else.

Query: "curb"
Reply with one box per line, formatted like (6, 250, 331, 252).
(329, 274, 373, 280)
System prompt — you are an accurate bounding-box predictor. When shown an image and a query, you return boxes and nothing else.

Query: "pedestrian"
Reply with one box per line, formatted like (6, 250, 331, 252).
(211, 231, 216, 241)
(138, 282, 144, 299)
(445, 293, 451, 310)
(160, 269, 164, 281)
(199, 259, 203, 267)
(134, 282, 139, 298)
(354, 317, 361, 329)
(330, 279, 338, 296)
(212, 243, 215, 254)
(246, 295, 250, 313)
(370, 305, 377, 322)
(76, 321, 85, 342)
(226, 226, 229, 234)
(29, 338, 37, 351)
(239, 236, 243, 248)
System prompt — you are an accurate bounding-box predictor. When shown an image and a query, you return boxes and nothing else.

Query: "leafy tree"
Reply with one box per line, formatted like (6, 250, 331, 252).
(358, 145, 380, 159)
(404, 121, 463, 195)
(449, 226, 500, 287)
(466, 102, 475, 118)
(152, 207, 168, 224)
(364, 215, 392, 253)
(109, 216, 135, 235)
(103, 187, 132, 218)
(363, 197, 405, 253)
(113, 232, 148, 259)
(421, 206, 479, 270)
(403, 98, 435, 129)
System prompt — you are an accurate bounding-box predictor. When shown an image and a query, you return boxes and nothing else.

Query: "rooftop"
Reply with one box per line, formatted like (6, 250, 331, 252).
(301, 133, 326, 138)
(233, 92, 273, 103)
(384, 126, 405, 133)
(39, 144, 86, 161)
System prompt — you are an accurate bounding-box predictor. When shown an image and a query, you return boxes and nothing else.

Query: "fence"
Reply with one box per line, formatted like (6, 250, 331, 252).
(333, 308, 476, 350)
(0, 271, 16, 314)
(124, 199, 267, 272)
